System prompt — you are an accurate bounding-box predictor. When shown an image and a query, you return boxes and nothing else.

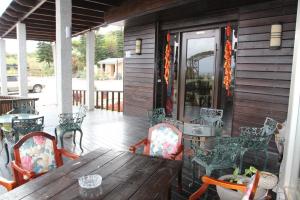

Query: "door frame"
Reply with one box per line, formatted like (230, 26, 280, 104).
(178, 29, 221, 122)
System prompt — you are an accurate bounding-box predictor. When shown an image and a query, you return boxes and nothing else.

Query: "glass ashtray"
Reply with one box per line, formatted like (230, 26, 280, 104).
(78, 174, 102, 189)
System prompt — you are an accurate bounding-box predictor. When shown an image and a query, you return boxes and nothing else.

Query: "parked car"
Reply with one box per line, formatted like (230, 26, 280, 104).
(2, 76, 45, 93)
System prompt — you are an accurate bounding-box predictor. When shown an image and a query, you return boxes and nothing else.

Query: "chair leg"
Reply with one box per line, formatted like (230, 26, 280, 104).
(54, 128, 58, 139)
(4, 143, 9, 166)
(263, 150, 269, 170)
(73, 131, 76, 145)
(78, 129, 83, 152)
(189, 161, 196, 188)
(177, 168, 182, 193)
(60, 131, 65, 149)
(239, 151, 245, 173)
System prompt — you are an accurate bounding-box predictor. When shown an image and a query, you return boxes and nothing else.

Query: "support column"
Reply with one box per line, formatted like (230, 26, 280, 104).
(52, 42, 58, 104)
(56, 0, 72, 113)
(86, 31, 95, 110)
(281, 0, 300, 193)
(16, 23, 28, 97)
(0, 39, 7, 95)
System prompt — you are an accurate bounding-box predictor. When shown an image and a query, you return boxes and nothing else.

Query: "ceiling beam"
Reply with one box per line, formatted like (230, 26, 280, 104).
(15, 0, 39, 7)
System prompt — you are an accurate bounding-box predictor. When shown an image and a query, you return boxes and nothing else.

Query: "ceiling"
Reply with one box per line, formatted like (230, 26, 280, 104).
(0, 0, 124, 41)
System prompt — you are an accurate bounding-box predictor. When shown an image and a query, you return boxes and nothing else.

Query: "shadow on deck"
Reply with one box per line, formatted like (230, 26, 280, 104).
(0, 105, 279, 199)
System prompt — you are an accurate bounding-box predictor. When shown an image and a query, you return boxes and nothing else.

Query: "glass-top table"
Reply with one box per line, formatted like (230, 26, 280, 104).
(0, 114, 41, 124)
(183, 122, 224, 150)
(183, 122, 222, 137)
(0, 114, 42, 134)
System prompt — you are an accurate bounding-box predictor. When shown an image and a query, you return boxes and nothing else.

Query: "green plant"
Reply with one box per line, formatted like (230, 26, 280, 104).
(229, 166, 257, 183)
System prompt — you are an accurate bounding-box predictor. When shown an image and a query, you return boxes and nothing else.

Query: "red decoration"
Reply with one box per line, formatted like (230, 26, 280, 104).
(164, 32, 171, 85)
(223, 24, 232, 96)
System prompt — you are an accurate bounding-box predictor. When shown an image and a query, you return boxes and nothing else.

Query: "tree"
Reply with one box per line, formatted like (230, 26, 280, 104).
(36, 42, 53, 68)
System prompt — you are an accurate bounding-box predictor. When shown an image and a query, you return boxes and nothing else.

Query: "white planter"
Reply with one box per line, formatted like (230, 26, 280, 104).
(258, 171, 278, 190)
(216, 175, 268, 200)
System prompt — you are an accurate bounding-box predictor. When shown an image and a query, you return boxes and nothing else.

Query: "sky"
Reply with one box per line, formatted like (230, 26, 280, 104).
(3, 25, 123, 54)
(0, 0, 12, 16)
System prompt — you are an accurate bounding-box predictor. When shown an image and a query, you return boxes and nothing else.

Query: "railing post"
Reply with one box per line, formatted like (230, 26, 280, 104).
(72, 90, 75, 105)
(112, 92, 115, 111)
(83, 90, 86, 105)
(117, 92, 121, 112)
(96, 91, 99, 108)
(106, 91, 109, 110)
(101, 91, 104, 109)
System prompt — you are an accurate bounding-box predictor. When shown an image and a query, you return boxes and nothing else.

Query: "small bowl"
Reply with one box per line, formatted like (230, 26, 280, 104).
(78, 174, 102, 189)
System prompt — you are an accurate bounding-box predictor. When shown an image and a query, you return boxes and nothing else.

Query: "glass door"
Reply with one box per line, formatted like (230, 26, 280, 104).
(179, 30, 220, 122)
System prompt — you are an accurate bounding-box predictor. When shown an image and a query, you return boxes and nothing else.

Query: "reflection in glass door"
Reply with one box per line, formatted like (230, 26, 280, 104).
(179, 30, 219, 122)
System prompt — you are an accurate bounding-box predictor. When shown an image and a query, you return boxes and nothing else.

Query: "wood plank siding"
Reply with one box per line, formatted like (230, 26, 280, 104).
(123, 23, 156, 117)
(233, 0, 297, 141)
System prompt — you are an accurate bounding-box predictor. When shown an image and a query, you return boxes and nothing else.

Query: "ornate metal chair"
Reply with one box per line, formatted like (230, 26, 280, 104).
(129, 123, 184, 191)
(4, 116, 44, 165)
(191, 108, 223, 127)
(147, 108, 166, 127)
(7, 99, 38, 115)
(11, 131, 79, 186)
(239, 117, 278, 170)
(187, 108, 224, 160)
(190, 137, 243, 187)
(163, 117, 184, 131)
(54, 106, 87, 152)
(189, 171, 260, 200)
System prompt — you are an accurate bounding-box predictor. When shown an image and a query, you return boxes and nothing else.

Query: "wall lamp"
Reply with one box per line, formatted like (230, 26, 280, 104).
(270, 24, 282, 49)
(135, 38, 142, 55)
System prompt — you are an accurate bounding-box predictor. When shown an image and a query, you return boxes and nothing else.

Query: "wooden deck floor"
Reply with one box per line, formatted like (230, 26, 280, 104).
(0, 105, 279, 199)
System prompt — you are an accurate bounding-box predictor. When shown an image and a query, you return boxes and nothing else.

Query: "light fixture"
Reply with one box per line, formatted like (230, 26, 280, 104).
(270, 24, 282, 49)
(135, 38, 142, 55)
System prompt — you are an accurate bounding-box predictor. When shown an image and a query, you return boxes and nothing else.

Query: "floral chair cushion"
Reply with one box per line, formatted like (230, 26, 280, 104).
(19, 136, 57, 174)
(149, 126, 179, 158)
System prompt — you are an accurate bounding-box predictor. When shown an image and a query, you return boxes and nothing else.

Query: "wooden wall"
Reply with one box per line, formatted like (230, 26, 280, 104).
(123, 23, 156, 117)
(233, 0, 296, 142)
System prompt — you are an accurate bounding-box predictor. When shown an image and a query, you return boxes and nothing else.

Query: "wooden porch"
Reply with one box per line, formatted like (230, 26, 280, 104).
(0, 106, 279, 199)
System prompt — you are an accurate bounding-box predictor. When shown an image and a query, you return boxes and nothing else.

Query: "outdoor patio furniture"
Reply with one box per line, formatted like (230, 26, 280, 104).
(190, 108, 223, 127)
(189, 136, 242, 187)
(0, 177, 16, 191)
(163, 117, 184, 131)
(129, 123, 184, 160)
(239, 117, 278, 171)
(129, 122, 184, 191)
(3, 116, 44, 165)
(2, 148, 181, 199)
(11, 131, 79, 186)
(186, 108, 224, 159)
(189, 171, 260, 200)
(7, 99, 39, 115)
(54, 106, 87, 152)
(147, 108, 166, 127)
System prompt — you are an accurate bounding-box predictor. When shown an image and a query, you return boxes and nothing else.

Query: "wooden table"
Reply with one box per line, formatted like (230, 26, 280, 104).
(0, 148, 182, 200)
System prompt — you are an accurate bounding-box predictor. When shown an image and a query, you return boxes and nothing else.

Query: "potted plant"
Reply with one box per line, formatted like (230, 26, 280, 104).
(216, 167, 268, 200)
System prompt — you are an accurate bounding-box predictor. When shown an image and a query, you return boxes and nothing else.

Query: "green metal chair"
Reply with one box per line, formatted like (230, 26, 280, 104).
(4, 116, 44, 165)
(190, 108, 223, 128)
(239, 117, 278, 171)
(7, 99, 39, 115)
(163, 117, 184, 131)
(189, 136, 243, 187)
(54, 106, 87, 152)
(147, 108, 166, 127)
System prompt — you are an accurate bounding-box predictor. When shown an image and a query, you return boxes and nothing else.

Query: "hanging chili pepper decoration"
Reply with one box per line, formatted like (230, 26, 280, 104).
(223, 24, 232, 96)
(164, 32, 171, 86)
